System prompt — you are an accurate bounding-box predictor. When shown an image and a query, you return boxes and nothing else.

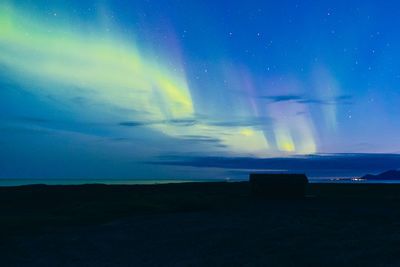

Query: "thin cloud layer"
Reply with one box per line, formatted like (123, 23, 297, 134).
(148, 153, 400, 177)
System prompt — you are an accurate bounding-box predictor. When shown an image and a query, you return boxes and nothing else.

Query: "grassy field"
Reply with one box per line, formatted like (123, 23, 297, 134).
(1, 182, 400, 266)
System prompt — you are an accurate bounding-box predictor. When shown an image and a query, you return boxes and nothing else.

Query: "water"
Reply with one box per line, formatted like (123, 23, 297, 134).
(309, 178, 400, 184)
(1, 178, 400, 187)
(0, 178, 230, 187)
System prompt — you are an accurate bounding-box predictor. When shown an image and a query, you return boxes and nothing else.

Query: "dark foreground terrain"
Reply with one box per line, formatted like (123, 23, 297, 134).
(1, 182, 400, 266)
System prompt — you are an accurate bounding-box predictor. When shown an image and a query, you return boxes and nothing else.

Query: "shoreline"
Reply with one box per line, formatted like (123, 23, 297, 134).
(1, 178, 400, 187)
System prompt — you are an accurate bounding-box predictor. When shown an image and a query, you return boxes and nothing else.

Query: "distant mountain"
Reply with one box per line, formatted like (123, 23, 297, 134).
(361, 170, 400, 180)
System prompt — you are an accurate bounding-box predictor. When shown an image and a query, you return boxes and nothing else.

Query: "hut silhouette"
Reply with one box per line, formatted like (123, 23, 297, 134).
(250, 173, 308, 199)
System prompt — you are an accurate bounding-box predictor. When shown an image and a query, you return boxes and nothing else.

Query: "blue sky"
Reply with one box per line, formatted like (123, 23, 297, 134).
(1, 0, 400, 179)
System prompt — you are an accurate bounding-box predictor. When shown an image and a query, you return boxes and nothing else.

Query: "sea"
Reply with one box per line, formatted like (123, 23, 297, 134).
(0, 178, 400, 186)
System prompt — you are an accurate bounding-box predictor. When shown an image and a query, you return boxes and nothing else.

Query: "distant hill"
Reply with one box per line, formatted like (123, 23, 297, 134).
(361, 170, 400, 180)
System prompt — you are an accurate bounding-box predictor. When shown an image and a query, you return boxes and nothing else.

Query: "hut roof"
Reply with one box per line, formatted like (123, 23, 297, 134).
(250, 173, 308, 184)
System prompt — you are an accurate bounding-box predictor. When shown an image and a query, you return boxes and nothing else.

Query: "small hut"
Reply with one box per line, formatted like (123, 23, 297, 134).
(249, 173, 308, 199)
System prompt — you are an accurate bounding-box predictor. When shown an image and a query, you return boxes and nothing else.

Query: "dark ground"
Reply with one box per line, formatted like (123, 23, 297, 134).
(1, 182, 400, 266)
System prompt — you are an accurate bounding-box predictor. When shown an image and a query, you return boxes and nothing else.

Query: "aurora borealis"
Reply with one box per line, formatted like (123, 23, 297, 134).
(1, 0, 400, 179)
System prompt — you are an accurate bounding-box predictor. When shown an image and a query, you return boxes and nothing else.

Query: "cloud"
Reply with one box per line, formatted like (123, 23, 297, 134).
(207, 116, 272, 128)
(119, 121, 148, 127)
(118, 116, 272, 128)
(147, 153, 400, 176)
(118, 118, 197, 127)
(258, 94, 353, 105)
(180, 135, 222, 143)
(168, 119, 197, 126)
(259, 95, 303, 102)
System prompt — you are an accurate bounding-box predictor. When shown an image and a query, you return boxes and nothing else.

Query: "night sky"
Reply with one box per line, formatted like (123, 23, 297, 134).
(1, 0, 400, 179)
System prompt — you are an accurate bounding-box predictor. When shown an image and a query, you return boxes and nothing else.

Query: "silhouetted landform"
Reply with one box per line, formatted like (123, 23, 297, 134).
(2, 182, 400, 266)
(361, 169, 400, 180)
(250, 173, 308, 199)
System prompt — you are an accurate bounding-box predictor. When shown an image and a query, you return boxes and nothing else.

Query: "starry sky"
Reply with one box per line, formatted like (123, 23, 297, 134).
(1, 0, 400, 179)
